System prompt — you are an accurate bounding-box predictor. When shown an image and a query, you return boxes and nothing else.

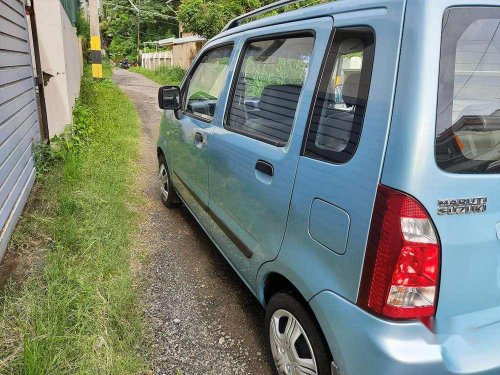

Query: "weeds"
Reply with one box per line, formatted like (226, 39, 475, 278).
(0, 71, 145, 373)
(35, 99, 95, 176)
(129, 65, 185, 86)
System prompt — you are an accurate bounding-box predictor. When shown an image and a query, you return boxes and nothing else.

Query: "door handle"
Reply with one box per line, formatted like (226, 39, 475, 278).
(194, 131, 204, 144)
(255, 160, 274, 176)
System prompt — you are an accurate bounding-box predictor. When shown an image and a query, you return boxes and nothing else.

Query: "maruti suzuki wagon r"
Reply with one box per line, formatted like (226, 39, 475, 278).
(156, 0, 500, 373)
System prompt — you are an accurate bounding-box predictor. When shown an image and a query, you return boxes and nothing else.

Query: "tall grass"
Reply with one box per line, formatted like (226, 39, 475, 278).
(129, 65, 185, 86)
(0, 66, 145, 373)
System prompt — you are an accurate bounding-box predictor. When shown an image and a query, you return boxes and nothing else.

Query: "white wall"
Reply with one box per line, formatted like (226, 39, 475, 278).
(34, 0, 83, 136)
(141, 51, 173, 70)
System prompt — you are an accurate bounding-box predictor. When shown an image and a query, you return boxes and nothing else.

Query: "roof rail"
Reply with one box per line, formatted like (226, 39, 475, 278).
(221, 0, 309, 32)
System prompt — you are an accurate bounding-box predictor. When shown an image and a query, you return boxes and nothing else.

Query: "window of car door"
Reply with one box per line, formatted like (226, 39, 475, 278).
(224, 33, 315, 146)
(181, 44, 233, 122)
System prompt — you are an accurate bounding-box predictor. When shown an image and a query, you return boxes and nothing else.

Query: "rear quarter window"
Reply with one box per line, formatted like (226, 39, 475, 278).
(436, 7, 500, 174)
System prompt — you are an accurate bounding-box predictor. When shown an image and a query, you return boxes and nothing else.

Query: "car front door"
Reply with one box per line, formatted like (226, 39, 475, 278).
(169, 44, 234, 223)
(208, 18, 333, 287)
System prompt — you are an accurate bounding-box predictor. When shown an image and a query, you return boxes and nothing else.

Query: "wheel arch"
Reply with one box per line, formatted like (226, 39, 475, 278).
(157, 147, 165, 159)
(157, 146, 172, 171)
(261, 271, 337, 372)
(261, 272, 309, 307)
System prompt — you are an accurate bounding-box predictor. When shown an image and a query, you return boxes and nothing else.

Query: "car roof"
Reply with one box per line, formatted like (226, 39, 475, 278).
(211, 0, 403, 42)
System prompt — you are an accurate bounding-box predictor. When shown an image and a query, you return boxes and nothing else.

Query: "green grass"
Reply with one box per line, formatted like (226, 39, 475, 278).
(0, 67, 145, 373)
(129, 65, 185, 86)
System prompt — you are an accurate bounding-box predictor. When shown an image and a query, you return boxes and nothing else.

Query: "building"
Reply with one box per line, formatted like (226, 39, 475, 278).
(141, 32, 206, 71)
(158, 33, 206, 70)
(0, 0, 83, 262)
(0, 0, 41, 261)
(29, 0, 84, 136)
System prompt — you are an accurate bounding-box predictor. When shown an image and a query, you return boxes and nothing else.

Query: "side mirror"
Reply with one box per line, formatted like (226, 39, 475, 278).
(158, 86, 181, 110)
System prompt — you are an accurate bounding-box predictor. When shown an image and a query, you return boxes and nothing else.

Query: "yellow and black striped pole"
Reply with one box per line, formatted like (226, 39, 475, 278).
(90, 35, 102, 79)
(89, 0, 102, 79)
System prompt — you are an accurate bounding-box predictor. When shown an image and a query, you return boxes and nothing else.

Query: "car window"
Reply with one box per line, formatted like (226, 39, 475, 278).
(226, 35, 315, 146)
(436, 8, 500, 174)
(304, 28, 375, 164)
(183, 45, 233, 121)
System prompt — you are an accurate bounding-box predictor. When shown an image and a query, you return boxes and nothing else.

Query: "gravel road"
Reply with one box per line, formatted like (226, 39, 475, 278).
(112, 69, 274, 375)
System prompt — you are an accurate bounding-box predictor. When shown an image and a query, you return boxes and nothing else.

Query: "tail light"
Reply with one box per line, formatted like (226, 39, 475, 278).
(358, 185, 440, 320)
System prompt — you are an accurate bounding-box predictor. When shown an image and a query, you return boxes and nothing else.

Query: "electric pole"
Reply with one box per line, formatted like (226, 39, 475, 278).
(128, 0, 141, 64)
(89, 0, 102, 78)
(137, 0, 141, 63)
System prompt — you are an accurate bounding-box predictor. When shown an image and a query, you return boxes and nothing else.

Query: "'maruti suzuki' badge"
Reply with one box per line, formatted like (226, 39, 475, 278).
(437, 197, 487, 215)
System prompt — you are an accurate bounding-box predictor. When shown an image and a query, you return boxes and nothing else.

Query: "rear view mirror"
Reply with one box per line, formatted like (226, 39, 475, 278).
(158, 86, 181, 110)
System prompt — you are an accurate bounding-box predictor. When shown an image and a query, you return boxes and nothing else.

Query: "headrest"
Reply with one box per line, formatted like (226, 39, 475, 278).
(342, 72, 361, 107)
(259, 85, 302, 114)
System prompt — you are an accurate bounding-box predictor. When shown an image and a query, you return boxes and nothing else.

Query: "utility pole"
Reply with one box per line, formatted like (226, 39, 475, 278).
(89, 0, 102, 78)
(128, 0, 141, 64)
(137, 0, 141, 63)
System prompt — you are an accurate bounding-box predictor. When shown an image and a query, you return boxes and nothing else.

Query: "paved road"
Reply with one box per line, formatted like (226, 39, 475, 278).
(112, 69, 274, 375)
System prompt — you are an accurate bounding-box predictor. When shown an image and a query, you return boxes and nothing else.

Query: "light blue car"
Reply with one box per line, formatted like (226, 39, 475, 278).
(156, 0, 500, 373)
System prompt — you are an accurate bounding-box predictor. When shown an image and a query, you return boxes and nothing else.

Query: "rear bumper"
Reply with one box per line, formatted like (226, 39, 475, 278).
(310, 291, 500, 375)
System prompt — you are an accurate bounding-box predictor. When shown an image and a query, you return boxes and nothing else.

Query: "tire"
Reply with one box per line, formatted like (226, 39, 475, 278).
(265, 292, 335, 375)
(158, 154, 180, 209)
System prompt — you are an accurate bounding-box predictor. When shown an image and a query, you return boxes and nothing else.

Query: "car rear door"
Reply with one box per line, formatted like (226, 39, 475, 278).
(207, 18, 333, 287)
(273, 4, 407, 302)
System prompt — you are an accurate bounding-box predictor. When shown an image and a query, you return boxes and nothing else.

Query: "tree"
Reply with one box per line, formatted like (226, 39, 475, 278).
(178, 0, 326, 39)
(101, 0, 179, 61)
(178, 0, 264, 39)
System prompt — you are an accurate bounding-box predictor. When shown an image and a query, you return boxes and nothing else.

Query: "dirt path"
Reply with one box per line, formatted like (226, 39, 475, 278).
(112, 69, 273, 375)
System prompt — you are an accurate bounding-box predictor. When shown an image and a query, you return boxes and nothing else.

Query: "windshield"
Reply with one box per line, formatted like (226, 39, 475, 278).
(436, 7, 500, 173)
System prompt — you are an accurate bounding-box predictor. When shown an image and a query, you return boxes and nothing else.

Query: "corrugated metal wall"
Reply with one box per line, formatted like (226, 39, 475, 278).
(0, 0, 40, 260)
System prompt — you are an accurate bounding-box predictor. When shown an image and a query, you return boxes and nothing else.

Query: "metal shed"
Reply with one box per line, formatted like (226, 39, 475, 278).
(0, 0, 40, 259)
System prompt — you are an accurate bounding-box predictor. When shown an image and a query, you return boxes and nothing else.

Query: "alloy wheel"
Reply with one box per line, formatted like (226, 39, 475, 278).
(158, 164, 169, 201)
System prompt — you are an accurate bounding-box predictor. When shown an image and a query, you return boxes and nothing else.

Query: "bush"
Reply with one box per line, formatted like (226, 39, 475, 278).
(129, 65, 185, 86)
(35, 79, 96, 175)
(154, 65, 185, 84)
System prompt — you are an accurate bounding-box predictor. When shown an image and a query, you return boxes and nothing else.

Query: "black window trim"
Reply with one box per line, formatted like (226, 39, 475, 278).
(302, 26, 376, 164)
(180, 42, 235, 124)
(223, 30, 316, 147)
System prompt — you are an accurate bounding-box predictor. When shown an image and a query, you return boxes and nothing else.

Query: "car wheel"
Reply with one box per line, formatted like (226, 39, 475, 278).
(265, 292, 335, 375)
(158, 155, 180, 208)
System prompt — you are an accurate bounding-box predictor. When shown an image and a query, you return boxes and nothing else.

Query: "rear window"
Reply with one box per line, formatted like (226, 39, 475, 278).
(436, 7, 500, 174)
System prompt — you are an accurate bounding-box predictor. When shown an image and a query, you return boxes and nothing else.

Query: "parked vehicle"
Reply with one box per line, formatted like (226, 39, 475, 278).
(119, 59, 130, 69)
(156, 0, 500, 373)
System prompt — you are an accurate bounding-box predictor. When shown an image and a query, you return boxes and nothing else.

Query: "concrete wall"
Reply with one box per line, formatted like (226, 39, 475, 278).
(34, 0, 83, 136)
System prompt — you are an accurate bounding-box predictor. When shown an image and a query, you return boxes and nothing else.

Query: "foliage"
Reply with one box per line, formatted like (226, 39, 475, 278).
(35, 102, 94, 175)
(244, 58, 308, 97)
(76, 10, 90, 40)
(0, 70, 145, 373)
(102, 0, 179, 61)
(103, 0, 327, 60)
(178, 0, 260, 39)
(76, 9, 91, 63)
(129, 65, 185, 85)
(178, 0, 326, 39)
